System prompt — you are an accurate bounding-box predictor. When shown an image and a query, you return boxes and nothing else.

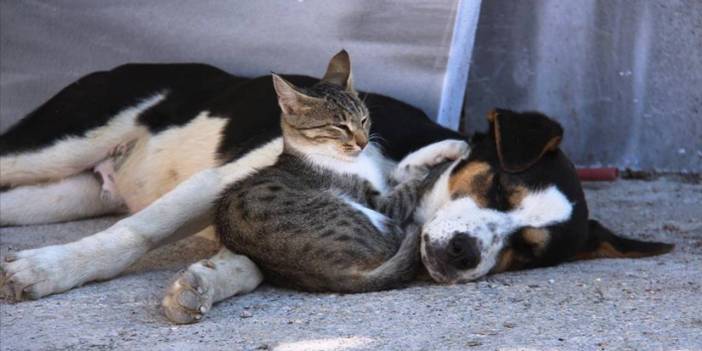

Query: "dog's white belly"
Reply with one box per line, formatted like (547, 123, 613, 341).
(114, 112, 228, 212)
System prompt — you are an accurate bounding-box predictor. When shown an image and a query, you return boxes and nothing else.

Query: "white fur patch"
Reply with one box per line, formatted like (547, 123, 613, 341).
(340, 195, 388, 234)
(0, 172, 126, 226)
(511, 186, 573, 227)
(413, 160, 459, 224)
(303, 143, 391, 193)
(422, 185, 573, 282)
(217, 138, 284, 184)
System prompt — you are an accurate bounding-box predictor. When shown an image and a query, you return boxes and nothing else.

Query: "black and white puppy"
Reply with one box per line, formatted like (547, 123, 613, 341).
(417, 109, 673, 283)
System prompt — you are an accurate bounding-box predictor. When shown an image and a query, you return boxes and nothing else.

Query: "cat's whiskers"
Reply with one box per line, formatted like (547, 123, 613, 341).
(368, 133, 386, 144)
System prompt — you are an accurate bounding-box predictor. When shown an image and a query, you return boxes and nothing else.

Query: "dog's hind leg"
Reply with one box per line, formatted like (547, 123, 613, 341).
(0, 172, 127, 226)
(161, 247, 263, 324)
(0, 138, 282, 301)
(0, 167, 217, 301)
(0, 94, 162, 187)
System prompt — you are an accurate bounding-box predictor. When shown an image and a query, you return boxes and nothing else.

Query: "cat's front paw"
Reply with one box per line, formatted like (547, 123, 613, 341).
(394, 140, 470, 183)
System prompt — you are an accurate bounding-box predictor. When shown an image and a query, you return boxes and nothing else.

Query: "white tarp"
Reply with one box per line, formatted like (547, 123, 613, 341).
(1, 0, 463, 132)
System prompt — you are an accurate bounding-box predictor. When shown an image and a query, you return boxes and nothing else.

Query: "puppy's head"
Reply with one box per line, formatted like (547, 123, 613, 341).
(421, 109, 673, 283)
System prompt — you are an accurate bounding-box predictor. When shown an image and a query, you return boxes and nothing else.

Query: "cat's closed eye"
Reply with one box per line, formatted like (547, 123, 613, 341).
(333, 124, 352, 133)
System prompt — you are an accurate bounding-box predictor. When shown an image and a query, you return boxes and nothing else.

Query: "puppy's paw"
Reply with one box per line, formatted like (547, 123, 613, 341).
(394, 140, 470, 182)
(426, 139, 470, 164)
(162, 261, 215, 324)
(0, 246, 73, 301)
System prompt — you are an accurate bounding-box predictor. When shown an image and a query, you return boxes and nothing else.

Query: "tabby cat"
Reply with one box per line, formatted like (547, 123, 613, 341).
(215, 51, 451, 292)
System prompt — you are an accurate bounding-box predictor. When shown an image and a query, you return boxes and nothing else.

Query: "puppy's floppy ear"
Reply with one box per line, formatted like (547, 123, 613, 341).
(322, 49, 354, 92)
(489, 108, 564, 173)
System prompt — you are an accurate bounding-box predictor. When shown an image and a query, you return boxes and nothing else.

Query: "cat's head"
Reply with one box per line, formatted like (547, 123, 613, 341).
(272, 50, 370, 162)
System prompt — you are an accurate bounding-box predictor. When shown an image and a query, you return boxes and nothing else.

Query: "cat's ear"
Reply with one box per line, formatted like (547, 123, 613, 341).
(322, 50, 354, 92)
(272, 74, 316, 115)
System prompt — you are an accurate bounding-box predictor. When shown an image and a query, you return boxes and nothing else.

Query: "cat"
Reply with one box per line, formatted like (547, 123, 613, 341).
(215, 52, 455, 293)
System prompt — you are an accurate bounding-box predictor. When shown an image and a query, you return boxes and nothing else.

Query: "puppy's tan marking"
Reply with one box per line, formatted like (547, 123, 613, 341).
(448, 161, 493, 208)
(508, 185, 528, 209)
(576, 242, 662, 260)
(492, 248, 515, 273)
(487, 109, 498, 123)
(492, 248, 526, 273)
(521, 228, 550, 254)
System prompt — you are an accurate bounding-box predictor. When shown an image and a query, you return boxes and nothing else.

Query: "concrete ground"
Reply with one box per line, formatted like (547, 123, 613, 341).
(1, 177, 701, 351)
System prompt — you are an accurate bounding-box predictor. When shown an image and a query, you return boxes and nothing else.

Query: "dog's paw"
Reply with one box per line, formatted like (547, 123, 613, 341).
(162, 261, 216, 324)
(0, 246, 72, 301)
(394, 140, 470, 183)
(425, 139, 470, 164)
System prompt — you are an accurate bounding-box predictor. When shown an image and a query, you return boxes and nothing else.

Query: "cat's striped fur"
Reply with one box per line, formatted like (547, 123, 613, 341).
(215, 53, 448, 292)
(216, 151, 449, 292)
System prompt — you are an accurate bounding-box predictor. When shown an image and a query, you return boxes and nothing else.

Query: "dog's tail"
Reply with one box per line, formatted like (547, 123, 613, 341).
(341, 224, 421, 293)
(575, 219, 674, 260)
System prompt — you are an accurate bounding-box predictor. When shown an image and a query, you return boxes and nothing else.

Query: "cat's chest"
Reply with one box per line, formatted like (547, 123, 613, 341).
(308, 146, 391, 193)
(340, 154, 388, 192)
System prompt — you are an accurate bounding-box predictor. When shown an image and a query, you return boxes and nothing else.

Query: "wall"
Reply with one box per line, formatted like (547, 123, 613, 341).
(464, 0, 702, 172)
(0, 0, 458, 132)
(3, 1, 700, 172)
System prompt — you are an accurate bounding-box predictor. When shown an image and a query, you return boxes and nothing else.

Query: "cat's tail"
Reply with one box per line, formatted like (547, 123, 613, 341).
(350, 224, 421, 292)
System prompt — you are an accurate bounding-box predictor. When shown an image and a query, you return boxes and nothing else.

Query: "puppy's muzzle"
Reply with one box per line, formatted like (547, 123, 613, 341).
(422, 231, 482, 283)
(446, 233, 481, 270)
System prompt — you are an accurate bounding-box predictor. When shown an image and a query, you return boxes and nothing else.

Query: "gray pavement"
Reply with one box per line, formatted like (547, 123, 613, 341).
(1, 178, 701, 351)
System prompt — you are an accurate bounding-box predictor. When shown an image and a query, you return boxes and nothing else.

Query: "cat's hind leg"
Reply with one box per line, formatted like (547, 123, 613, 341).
(161, 247, 263, 324)
(0, 172, 127, 226)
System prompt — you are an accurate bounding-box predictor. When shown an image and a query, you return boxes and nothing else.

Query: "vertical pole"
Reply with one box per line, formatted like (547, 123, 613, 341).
(436, 0, 482, 130)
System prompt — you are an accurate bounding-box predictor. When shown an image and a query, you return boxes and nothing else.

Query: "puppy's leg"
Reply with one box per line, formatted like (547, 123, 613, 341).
(0, 168, 215, 301)
(0, 138, 282, 301)
(0, 172, 126, 226)
(393, 139, 470, 183)
(0, 95, 161, 187)
(162, 248, 263, 324)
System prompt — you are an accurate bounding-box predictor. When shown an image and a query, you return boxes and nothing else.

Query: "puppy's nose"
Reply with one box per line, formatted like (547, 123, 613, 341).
(447, 234, 480, 270)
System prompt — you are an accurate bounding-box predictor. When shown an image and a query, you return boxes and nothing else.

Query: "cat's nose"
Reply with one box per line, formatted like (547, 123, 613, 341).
(354, 132, 368, 149)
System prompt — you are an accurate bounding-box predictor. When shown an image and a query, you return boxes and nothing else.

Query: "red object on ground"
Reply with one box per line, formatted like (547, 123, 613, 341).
(577, 167, 619, 181)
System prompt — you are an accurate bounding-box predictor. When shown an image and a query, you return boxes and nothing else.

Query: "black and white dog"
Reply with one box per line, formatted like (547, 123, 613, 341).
(0, 52, 672, 323)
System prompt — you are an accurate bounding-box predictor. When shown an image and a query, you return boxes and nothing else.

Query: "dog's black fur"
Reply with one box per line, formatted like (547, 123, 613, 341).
(435, 109, 674, 280)
(1, 64, 460, 164)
